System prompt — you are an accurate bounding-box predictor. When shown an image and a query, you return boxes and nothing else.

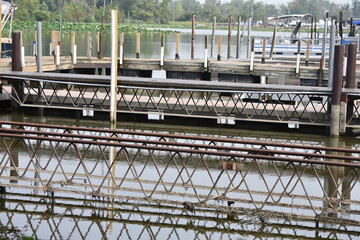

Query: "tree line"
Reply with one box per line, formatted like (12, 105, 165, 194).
(12, 0, 360, 24)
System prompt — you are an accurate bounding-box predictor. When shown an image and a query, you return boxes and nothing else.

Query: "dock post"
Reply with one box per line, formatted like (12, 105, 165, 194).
(310, 17, 313, 40)
(87, 32, 92, 58)
(71, 31, 77, 65)
(295, 40, 301, 75)
(343, 44, 348, 78)
(160, 34, 164, 66)
(339, 11, 343, 44)
(344, 43, 357, 130)
(211, 16, 216, 58)
(0, 1, 2, 58)
(204, 35, 208, 68)
(305, 40, 310, 66)
(328, 19, 336, 87)
(119, 32, 124, 65)
(136, 32, 140, 58)
(236, 16, 241, 59)
(321, 18, 328, 70)
(191, 15, 196, 59)
(12, 31, 22, 71)
(55, 45, 60, 66)
(217, 35, 222, 61)
(11, 31, 24, 107)
(261, 37, 266, 63)
(247, 17, 251, 58)
(36, 22, 43, 73)
(227, 15, 232, 59)
(250, 38, 255, 72)
(175, 34, 180, 59)
(269, 20, 278, 60)
(110, 9, 118, 170)
(330, 45, 344, 136)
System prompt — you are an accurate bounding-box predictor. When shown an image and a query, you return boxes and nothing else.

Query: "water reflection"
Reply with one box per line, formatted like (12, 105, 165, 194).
(0, 196, 359, 240)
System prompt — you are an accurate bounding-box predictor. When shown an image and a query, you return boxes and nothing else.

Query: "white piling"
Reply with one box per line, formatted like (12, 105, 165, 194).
(73, 45, 77, 64)
(55, 45, 60, 65)
(20, 46, 25, 68)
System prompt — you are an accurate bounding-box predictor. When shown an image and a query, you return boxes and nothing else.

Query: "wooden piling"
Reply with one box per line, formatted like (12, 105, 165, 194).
(339, 11, 343, 44)
(36, 22, 43, 73)
(261, 38, 266, 63)
(236, 16, 241, 59)
(0, 1, 2, 58)
(250, 38, 255, 71)
(110, 9, 118, 126)
(204, 35, 208, 68)
(345, 43, 357, 124)
(217, 35, 222, 61)
(191, 15, 196, 59)
(119, 32, 124, 65)
(175, 33, 180, 59)
(227, 15, 232, 59)
(160, 34, 164, 66)
(12, 31, 22, 71)
(270, 20, 278, 60)
(211, 16, 216, 58)
(296, 40, 301, 74)
(310, 17, 313, 40)
(305, 40, 311, 66)
(136, 32, 140, 58)
(330, 45, 344, 136)
(71, 31, 76, 64)
(87, 32, 92, 58)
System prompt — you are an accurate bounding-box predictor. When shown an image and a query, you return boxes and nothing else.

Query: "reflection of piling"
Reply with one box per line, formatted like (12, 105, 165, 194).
(330, 45, 344, 136)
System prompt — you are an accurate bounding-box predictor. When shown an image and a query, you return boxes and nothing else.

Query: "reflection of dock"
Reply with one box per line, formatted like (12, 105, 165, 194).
(0, 121, 360, 229)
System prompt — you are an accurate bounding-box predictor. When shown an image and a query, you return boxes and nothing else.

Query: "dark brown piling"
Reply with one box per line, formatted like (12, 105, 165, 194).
(339, 11, 343, 44)
(227, 15, 232, 59)
(236, 16, 241, 59)
(345, 43, 357, 124)
(12, 31, 22, 71)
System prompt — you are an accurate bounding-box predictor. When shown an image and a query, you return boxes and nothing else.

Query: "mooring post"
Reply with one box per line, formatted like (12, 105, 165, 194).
(0, 1, 2, 58)
(339, 11, 343, 44)
(269, 20, 278, 60)
(305, 40, 311, 66)
(330, 45, 344, 136)
(328, 19, 336, 87)
(36, 22, 43, 73)
(217, 35, 222, 61)
(204, 35, 208, 68)
(136, 32, 140, 58)
(296, 40, 301, 75)
(247, 17, 251, 59)
(261, 37, 266, 63)
(11, 31, 24, 107)
(227, 15, 232, 60)
(110, 9, 118, 170)
(310, 17, 314, 40)
(12, 31, 22, 71)
(175, 33, 180, 59)
(236, 16, 241, 59)
(343, 44, 348, 78)
(345, 43, 357, 127)
(250, 37, 255, 72)
(119, 32, 124, 65)
(87, 32, 92, 58)
(71, 31, 77, 64)
(160, 34, 164, 66)
(191, 15, 196, 59)
(211, 16, 216, 58)
(321, 18, 328, 70)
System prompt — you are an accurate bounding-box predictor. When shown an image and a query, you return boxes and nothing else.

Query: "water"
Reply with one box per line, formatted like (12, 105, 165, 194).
(20, 29, 314, 60)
